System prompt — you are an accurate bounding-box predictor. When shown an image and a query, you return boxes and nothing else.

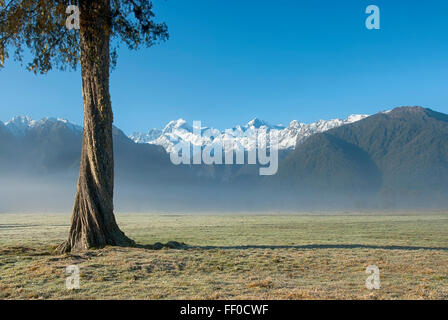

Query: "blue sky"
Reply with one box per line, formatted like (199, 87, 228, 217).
(1, 0, 448, 134)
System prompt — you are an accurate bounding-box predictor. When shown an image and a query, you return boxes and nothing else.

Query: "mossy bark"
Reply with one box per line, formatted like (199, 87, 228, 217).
(58, 0, 134, 253)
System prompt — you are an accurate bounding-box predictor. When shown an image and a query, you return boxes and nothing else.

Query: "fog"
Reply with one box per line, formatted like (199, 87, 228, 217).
(2, 107, 447, 214)
(1, 172, 447, 214)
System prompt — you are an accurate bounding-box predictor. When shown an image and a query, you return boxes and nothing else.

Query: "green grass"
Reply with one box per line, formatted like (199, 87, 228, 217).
(0, 213, 447, 299)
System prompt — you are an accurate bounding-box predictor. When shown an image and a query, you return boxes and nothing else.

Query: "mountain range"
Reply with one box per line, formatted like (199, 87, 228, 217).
(1, 106, 447, 212)
(276, 106, 448, 208)
(129, 115, 368, 153)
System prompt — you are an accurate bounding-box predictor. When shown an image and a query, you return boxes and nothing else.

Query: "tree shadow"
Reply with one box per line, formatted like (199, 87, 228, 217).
(136, 242, 448, 251)
(135, 241, 188, 250)
(193, 244, 448, 251)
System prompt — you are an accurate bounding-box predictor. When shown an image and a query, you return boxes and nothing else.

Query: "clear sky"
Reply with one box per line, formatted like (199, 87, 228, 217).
(1, 0, 448, 134)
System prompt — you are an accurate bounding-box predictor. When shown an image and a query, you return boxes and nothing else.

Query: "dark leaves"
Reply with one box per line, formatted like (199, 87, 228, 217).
(0, 0, 168, 73)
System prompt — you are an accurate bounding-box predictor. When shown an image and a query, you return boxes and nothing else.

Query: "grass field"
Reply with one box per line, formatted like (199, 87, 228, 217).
(0, 213, 447, 299)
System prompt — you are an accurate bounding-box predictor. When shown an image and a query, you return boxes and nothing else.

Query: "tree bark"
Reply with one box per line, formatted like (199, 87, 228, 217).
(58, 0, 134, 253)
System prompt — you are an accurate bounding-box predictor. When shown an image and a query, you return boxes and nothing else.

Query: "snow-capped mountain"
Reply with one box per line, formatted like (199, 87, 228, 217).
(4, 116, 34, 137)
(129, 115, 369, 152)
(3, 116, 82, 137)
(2, 114, 369, 153)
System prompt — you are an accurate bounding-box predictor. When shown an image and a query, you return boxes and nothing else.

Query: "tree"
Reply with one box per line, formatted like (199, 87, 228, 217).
(0, 0, 168, 252)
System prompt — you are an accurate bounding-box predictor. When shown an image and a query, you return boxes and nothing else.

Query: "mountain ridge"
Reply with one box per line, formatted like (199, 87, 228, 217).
(1, 106, 447, 211)
(1, 114, 369, 153)
(129, 114, 369, 152)
(276, 106, 448, 207)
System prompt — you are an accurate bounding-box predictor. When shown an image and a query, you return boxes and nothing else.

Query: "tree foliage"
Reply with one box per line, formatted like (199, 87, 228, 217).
(0, 0, 168, 73)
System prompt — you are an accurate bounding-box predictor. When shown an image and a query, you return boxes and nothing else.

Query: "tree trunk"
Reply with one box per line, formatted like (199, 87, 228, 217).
(58, 0, 134, 253)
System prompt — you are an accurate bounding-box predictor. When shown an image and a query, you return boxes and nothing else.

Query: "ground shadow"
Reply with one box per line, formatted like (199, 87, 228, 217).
(194, 244, 448, 251)
(136, 241, 188, 250)
(137, 242, 448, 251)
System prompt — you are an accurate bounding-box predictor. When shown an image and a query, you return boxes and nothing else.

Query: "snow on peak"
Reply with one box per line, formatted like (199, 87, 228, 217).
(345, 114, 369, 123)
(246, 118, 285, 130)
(6, 115, 33, 125)
(247, 118, 270, 128)
(129, 129, 162, 144)
(4, 116, 82, 137)
(163, 118, 192, 133)
(5, 116, 35, 137)
(288, 120, 301, 128)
